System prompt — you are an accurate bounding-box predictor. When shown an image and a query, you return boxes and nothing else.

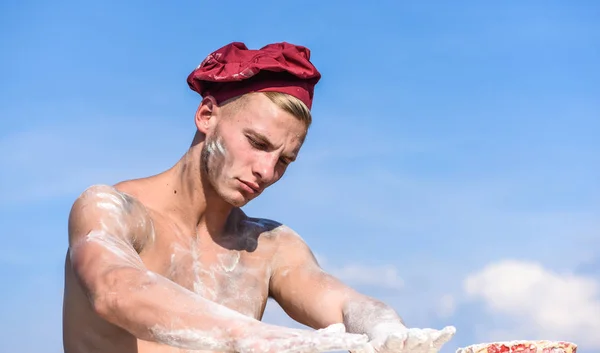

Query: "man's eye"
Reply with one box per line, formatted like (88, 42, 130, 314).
(279, 158, 291, 166)
(248, 137, 266, 149)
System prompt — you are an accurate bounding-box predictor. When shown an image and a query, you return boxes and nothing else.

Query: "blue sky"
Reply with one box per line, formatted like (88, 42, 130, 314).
(1, 1, 599, 352)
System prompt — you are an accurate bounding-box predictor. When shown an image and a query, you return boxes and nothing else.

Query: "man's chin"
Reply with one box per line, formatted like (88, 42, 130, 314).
(224, 192, 255, 208)
(227, 199, 248, 208)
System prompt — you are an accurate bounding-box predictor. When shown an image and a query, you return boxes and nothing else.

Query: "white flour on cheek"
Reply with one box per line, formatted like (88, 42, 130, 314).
(206, 136, 227, 157)
(215, 139, 226, 155)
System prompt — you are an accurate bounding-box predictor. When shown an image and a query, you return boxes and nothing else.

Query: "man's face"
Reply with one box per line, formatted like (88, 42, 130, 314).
(201, 93, 307, 207)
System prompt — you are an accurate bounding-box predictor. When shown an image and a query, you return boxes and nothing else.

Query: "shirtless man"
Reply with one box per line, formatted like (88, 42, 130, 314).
(62, 42, 456, 353)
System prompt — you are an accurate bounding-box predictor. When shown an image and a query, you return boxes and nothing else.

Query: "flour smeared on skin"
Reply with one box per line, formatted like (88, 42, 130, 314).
(165, 219, 277, 318)
(84, 230, 144, 268)
(70, 186, 155, 269)
(70, 185, 369, 352)
(344, 299, 455, 353)
(218, 251, 240, 272)
(149, 326, 233, 351)
(349, 326, 456, 353)
(95, 195, 128, 232)
(206, 136, 227, 157)
(95, 191, 128, 207)
(150, 322, 368, 353)
(150, 218, 370, 351)
(96, 200, 122, 214)
(79, 185, 155, 248)
(344, 300, 404, 335)
(69, 186, 260, 351)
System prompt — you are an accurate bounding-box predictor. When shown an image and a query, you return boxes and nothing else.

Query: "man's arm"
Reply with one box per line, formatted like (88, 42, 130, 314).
(68, 185, 258, 350)
(269, 227, 456, 353)
(268, 228, 404, 333)
(68, 185, 368, 353)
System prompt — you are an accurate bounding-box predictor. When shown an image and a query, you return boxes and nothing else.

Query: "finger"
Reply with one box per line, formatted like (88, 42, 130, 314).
(431, 326, 456, 351)
(382, 331, 407, 351)
(419, 326, 457, 353)
(403, 329, 430, 352)
(421, 329, 442, 353)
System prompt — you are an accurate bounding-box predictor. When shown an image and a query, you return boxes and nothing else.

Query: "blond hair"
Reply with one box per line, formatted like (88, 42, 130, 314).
(261, 91, 312, 128)
(220, 91, 312, 128)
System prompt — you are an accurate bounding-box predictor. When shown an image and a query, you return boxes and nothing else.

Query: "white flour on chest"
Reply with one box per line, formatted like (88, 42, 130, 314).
(167, 240, 266, 318)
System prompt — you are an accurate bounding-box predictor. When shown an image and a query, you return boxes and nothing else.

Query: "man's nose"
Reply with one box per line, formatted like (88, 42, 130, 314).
(252, 154, 278, 184)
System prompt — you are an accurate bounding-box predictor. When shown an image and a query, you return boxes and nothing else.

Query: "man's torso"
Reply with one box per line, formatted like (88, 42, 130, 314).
(63, 182, 287, 353)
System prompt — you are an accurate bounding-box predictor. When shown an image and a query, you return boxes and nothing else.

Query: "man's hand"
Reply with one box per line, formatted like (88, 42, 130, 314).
(350, 323, 456, 353)
(234, 323, 369, 353)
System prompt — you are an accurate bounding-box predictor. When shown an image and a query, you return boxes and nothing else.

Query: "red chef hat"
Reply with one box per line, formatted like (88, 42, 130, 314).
(187, 42, 321, 109)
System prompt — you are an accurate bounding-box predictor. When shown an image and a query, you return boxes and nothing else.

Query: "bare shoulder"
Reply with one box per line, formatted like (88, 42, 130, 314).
(68, 184, 154, 252)
(241, 215, 317, 265)
(240, 216, 303, 243)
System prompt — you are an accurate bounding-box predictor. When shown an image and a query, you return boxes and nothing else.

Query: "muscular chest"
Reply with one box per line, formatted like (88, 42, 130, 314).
(142, 237, 271, 319)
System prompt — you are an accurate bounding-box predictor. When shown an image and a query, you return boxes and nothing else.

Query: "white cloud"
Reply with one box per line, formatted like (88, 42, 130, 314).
(463, 260, 600, 348)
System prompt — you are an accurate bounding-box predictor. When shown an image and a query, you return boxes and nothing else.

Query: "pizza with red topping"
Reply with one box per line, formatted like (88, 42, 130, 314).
(456, 340, 577, 353)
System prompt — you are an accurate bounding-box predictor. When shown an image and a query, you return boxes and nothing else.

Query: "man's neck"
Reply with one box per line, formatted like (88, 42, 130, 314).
(151, 143, 235, 238)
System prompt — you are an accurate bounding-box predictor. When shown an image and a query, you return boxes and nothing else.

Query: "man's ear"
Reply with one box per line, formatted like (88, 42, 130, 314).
(194, 96, 217, 134)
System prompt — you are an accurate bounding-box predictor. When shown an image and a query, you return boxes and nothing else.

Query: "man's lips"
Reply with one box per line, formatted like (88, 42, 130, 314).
(238, 179, 260, 194)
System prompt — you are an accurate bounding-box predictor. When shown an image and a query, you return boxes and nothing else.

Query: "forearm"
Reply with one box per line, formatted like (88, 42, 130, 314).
(342, 295, 405, 338)
(93, 267, 257, 351)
